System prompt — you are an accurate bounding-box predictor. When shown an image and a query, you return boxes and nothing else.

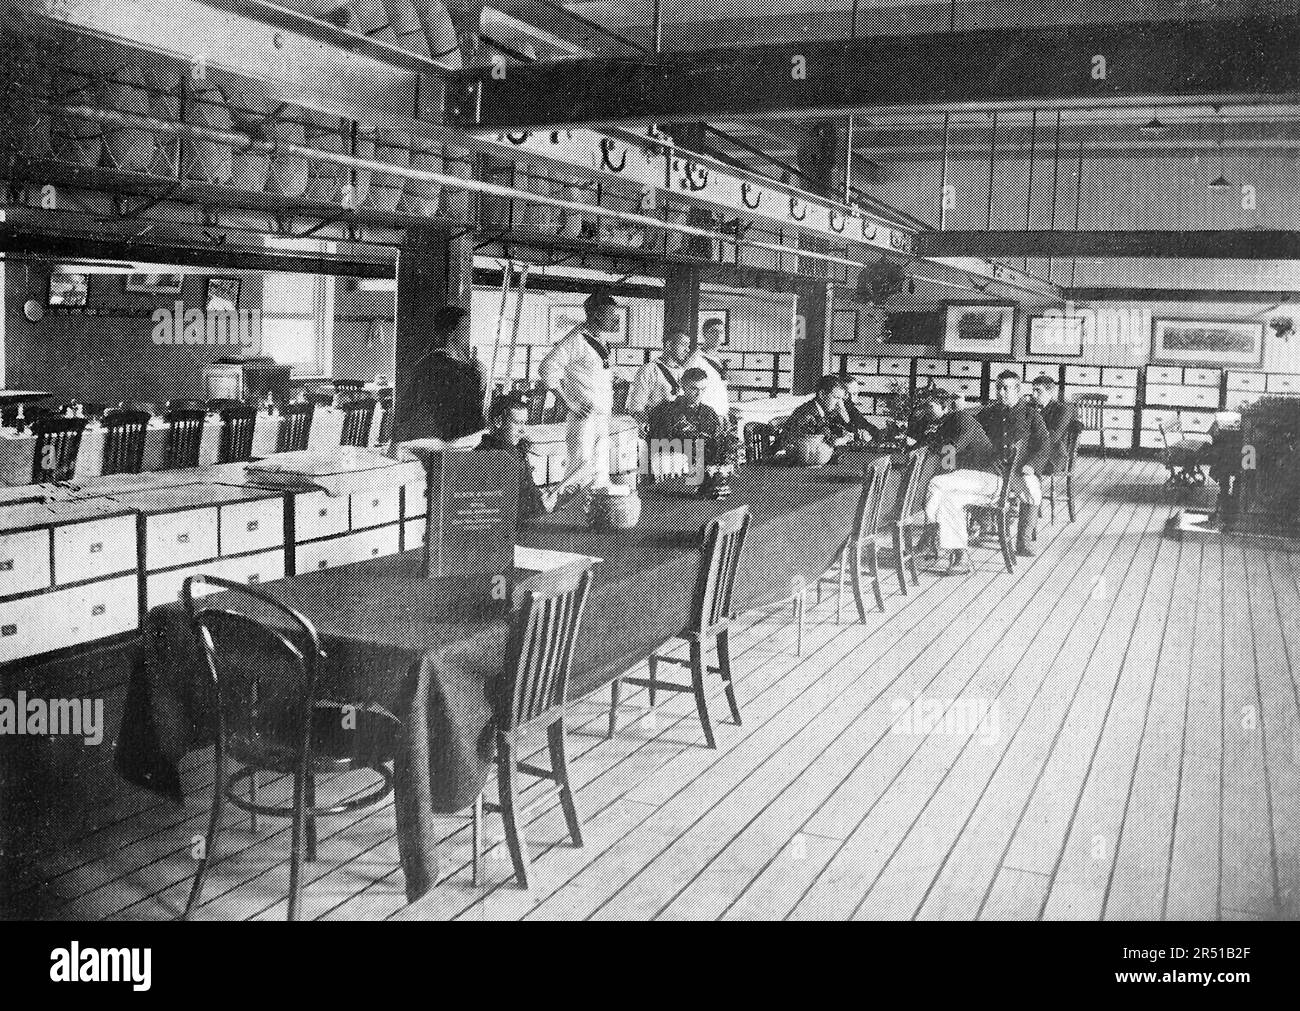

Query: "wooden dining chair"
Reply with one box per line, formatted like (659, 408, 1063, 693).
(472, 559, 595, 889)
(31, 415, 87, 483)
(217, 406, 258, 464)
(816, 456, 891, 623)
(1075, 393, 1108, 459)
(743, 422, 778, 464)
(163, 409, 206, 469)
(967, 447, 1023, 575)
(100, 409, 151, 476)
(608, 505, 751, 749)
(339, 399, 377, 448)
(889, 447, 931, 596)
(181, 574, 401, 921)
(275, 402, 314, 453)
(1042, 422, 1082, 525)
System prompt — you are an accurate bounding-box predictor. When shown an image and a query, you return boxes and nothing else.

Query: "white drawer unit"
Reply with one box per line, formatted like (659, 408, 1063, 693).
(1102, 408, 1133, 430)
(1073, 386, 1136, 408)
(146, 549, 286, 610)
(742, 354, 774, 370)
(1145, 384, 1218, 409)
(1225, 390, 1261, 411)
(1100, 368, 1138, 388)
(1145, 365, 1183, 385)
(1183, 368, 1222, 387)
(845, 357, 877, 375)
(403, 478, 428, 519)
(295, 525, 400, 573)
(717, 351, 744, 369)
(1139, 429, 1166, 450)
(219, 496, 284, 556)
(949, 360, 983, 378)
(879, 357, 911, 376)
(61, 575, 140, 647)
(1266, 373, 1300, 395)
(1226, 371, 1267, 392)
(932, 377, 982, 398)
(350, 486, 401, 530)
(1179, 411, 1216, 435)
(403, 517, 427, 553)
(1064, 365, 1102, 386)
(1078, 429, 1102, 448)
(53, 514, 137, 585)
(1103, 428, 1134, 450)
(143, 507, 219, 570)
(916, 358, 946, 375)
(294, 490, 350, 542)
(1141, 408, 1178, 430)
(0, 528, 52, 598)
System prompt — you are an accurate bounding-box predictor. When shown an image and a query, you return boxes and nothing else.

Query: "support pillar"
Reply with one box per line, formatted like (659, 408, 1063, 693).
(663, 264, 701, 343)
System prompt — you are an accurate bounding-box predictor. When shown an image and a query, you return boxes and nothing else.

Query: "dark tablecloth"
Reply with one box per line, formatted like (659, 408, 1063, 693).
(115, 454, 880, 900)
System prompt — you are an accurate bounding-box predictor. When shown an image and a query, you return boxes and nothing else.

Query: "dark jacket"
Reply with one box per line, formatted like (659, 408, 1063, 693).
(928, 407, 996, 472)
(1037, 399, 1080, 474)
(422, 353, 487, 441)
(477, 432, 544, 526)
(832, 399, 882, 444)
(783, 397, 838, 443)
(647, 398, 734, 466)
(976, 399, 1050, 474)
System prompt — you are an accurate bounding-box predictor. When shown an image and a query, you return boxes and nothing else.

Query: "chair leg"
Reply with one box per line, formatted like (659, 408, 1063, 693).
(304, 772, 318, 863)
(607, 677, 621, 739)
(248, 770, 258, 833)
(998, 512, 1015, 573)
(647, 654, 657, 708)
(835, 546, 847, 624)
(893, 527, 909, 596)
(796, 589, 806, 656)
(848, 540, 869, 625)
(717, 628, 741, 726)
(906, 525, 921, 587)
(690, 639, 716, 748)
(865, 541, 886, 612)
(287, 767, 307, 922)
(183, 743, 226, 920)
(471, 793, 482, 886)
(548, 718, 583, 847)
(496, 736, 531, 888)
(1067, 474, 1076, 522)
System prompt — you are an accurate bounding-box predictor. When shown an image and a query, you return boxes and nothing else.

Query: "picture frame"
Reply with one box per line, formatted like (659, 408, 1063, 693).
(942, 302, 1015, 357)
(48, 272, 88, 307)
(205, 276, 241, 314)
(547, 303, 628, 347)
(698, 308, 730, 347)
(125, 272, 184, 295)
(1151, 318, 1264, 366)
(1028, 314, 1084, 356)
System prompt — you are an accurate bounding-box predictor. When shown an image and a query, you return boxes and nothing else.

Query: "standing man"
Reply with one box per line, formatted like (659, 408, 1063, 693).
(627, 330, 691, 422)
(540, 290, 620, 502)
(687, 316, 731, 422)
(1027, 375, 1079, 544)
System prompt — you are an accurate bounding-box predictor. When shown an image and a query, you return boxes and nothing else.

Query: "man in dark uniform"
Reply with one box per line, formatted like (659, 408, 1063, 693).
(647, 367, 737, 497)
(830, 376, 882, 446)
(478, 391, 554, 525)
(1026, 375, 1080, 544)
(976, 372, 1050, 556)
(781, 376, 852, 451)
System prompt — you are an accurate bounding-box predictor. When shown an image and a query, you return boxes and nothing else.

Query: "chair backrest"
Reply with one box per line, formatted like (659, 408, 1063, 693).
(376, 401, 393, 447)
(499, 559, 595, 732)
(996, 440, 1027, 510)
(894, 447, 931, 523)
(687, 505, 752, 636)
(527, 384, 564, 425)
(744, 422, 777, 464)
(31, 416, 87, 483)
(163, 409, 207, 469)
(1063, 420, 1082, 472)
(1075, 393, 1107, 431)
(851, 456, 892, 543)
(275, 402, 314, 453)
(182, 574, 322, 773)
(1157, 417, 1184, 449)
(218, 406, 258, 463)
(101, 410, 151, 476)
(206, 398, 242, 413)
(339, 399, 377, 447)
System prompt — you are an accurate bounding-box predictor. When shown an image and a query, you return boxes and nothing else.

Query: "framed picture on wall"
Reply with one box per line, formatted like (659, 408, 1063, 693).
(205, 276, 241, 314)
(1152, 318, 1264, 366)
(126, 272, 184, 295)
(699, 309, 730, 347)
(1028, 314, 1084, 356)
(942, 302, 1015, 356)
(548, 303, 628, 346)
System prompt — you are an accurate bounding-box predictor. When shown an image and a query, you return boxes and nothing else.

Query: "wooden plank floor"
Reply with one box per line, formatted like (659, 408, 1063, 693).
(11, 457, 1300, 921)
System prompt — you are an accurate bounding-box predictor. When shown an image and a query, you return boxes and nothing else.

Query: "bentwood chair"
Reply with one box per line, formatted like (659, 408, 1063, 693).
(217, 406, 258, 464)
(1042, 422, 1082, 524)
(100, 410, 151, 476)
(163, 409, 206, 469)
(275, 402, 314, 453)
(967, 448, 1023, 575)
(181, 575, 400, 921)
(817, 456, 891, 623)
(1075, 393, 1108, 459)
(31, 416, 87, 483)
(339, 399, 377, 448)
(608, 505, 751, 749)
(473, 560, 595, 888)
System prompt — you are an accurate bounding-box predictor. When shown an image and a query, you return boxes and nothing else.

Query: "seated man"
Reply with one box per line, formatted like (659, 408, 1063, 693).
(1025, 374, 1079, 542)
(478, 391, 555, 524)
(924, 371, 1047, 573)
(781, 376, 852, 460)
(829, 376, 882, 446)
(646, 367, 736, 497)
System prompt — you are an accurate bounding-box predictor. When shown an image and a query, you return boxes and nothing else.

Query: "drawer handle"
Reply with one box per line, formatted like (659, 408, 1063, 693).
(0, 560, 12, 572)
(372, 498, 380, 508)
(177, 533, 190, 544)
(91, 604, 106, 617)
(371, 547, 380, 556)
(318, 560, 329, 569)
(247, 574, 260, 585)
(1, 624, 15, 637)
(246, 520, 259, 532)
(89, 542, 103, 554)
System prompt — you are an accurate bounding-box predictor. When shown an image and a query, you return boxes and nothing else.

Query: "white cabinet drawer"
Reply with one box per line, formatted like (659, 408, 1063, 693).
(1225, 390, 1261, 411)
(403, 479, 428, 518)
(932, 377, 981, 398)
(1226, 371, 1267, 392)
(0, 594, 45, 662)
(845, 357, 877, 375)
(350, 486, 401, 530)
(1146, 365, 1183, 385)
(1183, 368, 1222, 387)
(294, 491, 350, 542)
(879, 357, 911, 376)
(54, 515, 138, 584)
(1077, 430, 1101, 448)
(296, 526, 400, 573)
(949, 360, 983, 378)
(146, 550, 286, 609)
(1064, 365, 1101, 385)
(403, 517, 426, 553)
(742, 354, 773, 370)
(854, 375, 901, 395)
(1180, 411, 1215, 434)
(916, 359, 946, 375)
(62, 575, 140, 646)
(1102, 409, 1133, 430)
(144, 508, 218, 570)
(1267, 373, 1300, 394)
(1100, 368, 1138, 387)
(0, 528, 52, 597)
(220, 497, 284, 556)
(1177, 386, 1219, 408)
(1139, 429, 1166, 450)
(1144, 384, 1179, 406)
(1103, 428, 1133, 449)
(1141, 408, 1178, 430)
(1100, 386, 1137, 408)
(343, 525, 401, 564)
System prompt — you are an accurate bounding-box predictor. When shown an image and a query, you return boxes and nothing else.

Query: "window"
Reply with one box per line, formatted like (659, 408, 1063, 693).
(260, 272, 333, 375)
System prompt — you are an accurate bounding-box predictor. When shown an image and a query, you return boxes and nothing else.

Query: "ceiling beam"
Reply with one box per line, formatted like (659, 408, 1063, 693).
(918, 231, 1300, 260)
(1068, 288, 1300, 304)
(445, 16, 1300, 130)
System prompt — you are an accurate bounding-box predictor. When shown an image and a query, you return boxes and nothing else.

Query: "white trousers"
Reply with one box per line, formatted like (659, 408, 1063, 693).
(557, 411, 611, 493)
(925, 469, 1042, 550)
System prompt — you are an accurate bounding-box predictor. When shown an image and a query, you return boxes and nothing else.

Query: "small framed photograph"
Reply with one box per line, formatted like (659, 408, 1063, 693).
(48, 272, 88, 307)
(1028, 314, 1084, 356)
(943, 302, 1015, 356)
(205, 276, 241, 314)
(1152, 318, 1264, 366)
(548, 303, 628, 346)
(699, 309, 730, 347)
(125, 272, 184, 295)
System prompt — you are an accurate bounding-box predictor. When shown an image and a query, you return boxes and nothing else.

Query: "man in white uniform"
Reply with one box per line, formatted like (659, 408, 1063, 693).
(627, 330, 691, 422)
(540, 290, 620, 501)
(686, 317, 731, 421)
